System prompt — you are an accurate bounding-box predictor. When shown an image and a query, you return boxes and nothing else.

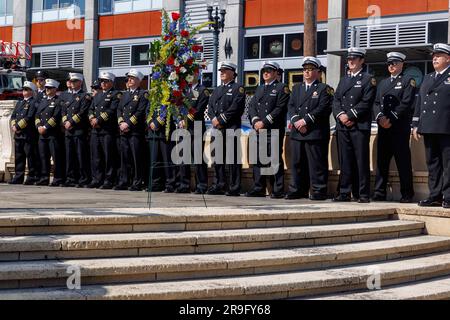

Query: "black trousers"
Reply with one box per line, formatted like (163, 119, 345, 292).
(178, 130, 208, 191)
(148, 136, 177, 190)
(337, 129, 371, 198)
(252, 130, 285, 194)
(65, 135, 90, 185)
(374, 128, 414, 199)
(423, 134, 450, 201)
(118, 134, 144, 188)
(90, 133, 116, 185)
(38, 136, 64, 184)
(13, 137, 40, 182)
(289, 138, 328, 196)
(211, 129, 242, 193)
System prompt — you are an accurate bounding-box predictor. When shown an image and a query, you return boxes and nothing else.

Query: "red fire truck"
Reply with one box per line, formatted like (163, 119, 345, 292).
(0, 41, 31, 100)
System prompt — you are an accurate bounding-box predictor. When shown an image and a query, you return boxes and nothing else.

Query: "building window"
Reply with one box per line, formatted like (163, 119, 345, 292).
(31, 53, 41, 68)
(99, 0, 163, 15)
(131, 44, 149, 66)
(317, 31, 327, 55)
(285, 33, 303, 57)
(99, 47, 113, 68)
(428, 21, 448, 45)
(0, 0, 13, 26)
(32, 0, 85, 22)
(262, 35, 284, 59)
(244, 37, 260, 60)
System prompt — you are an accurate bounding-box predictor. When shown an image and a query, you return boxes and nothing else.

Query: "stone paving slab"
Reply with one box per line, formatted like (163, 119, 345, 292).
(308, 275, 450, 300)
(0, 220, 424, 252)
(0, 235, 448, 281)
(2, 251, 450, 299)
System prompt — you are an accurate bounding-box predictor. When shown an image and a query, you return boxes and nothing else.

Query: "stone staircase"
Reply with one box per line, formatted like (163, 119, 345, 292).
(0, 205, 450, 300)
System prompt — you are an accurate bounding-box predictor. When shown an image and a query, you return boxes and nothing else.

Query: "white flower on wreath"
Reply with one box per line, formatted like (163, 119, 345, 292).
(174, 59, 180, 67)
(180, 67, 187, 73)
(186, 75, 194, 83)
(169, 71, 179, 81)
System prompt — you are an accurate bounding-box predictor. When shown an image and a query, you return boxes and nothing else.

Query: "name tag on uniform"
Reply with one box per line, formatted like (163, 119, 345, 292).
(445, 77, 450, 85)
(105, 99, 111, 102)
(226, 93, 233, 96)
(395, 82, 402, 89)
(270, 93, 277, 96)
(50, 103, 55, 108)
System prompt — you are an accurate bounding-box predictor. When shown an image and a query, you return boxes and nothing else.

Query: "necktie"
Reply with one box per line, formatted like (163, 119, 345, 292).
(305, 85, 309, 92)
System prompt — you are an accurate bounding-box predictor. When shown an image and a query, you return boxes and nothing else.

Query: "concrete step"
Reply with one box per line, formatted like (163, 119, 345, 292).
(0, 220, 424, 261)
(2, 251, 450, 299)
(307, 275, 450, 300)
(0, 206, 396, 235)
(0, 235, 448, 289)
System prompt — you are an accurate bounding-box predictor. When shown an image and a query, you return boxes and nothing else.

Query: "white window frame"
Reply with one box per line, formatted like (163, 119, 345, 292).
(32, 0, 85, 23)
(98, 0, 163, 16)
(0, 0, 13, 26)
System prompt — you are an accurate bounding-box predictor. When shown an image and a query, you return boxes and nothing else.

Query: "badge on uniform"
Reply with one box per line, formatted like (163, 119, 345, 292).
(445, 77, 450, 85)
(144, 92, 149, 99)
(239, 87, 245, 94)
(410, 79, 416, 87)
(284, 86, 290, 94)
(133, 95, 139, 101)
(395, 82, 402, 90)
(354, 80, 362, 88)
(371, 78, 377, 86)
(204, 89, 210, 97)
(50, 103, 55, 108)
(312, 91, 318, 98)
(76, 97, 80, 102)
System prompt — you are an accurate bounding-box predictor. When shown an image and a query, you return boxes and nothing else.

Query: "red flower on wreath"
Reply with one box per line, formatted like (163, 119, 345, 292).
(173, 90, 182, 98)
(192, 45, 203, 53)
(171, 12, 180, 21)
(181, 30, 190, 38)
(186, 58, 194, 66)
(179, 79, 187, 90)
(167, 56, 175, 65)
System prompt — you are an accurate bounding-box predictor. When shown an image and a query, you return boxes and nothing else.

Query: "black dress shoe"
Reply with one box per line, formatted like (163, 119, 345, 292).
(193, 188, 207, 195)
(309, 193, 328, 201)
(245, 189, 266, 197)
(128, 185, 142, 192)
(87, 182, 101, 189)
(49, 182, 62, 187)
(443, 201, 450, 209)
(23, 179, 36, 185)
(113, 185, 128, 191)
(372, 194, 386, 202)
(35, 179, 49, 186)
(206, 187, 225, 195)
(62, 182, 77, 188)
(418, 198, 442, 207)
(225, 191, 240, 197)
(285, 192, 302, 200)
(175, 187, 191, 193)
(99, 183, 113, 190)
(358, 197, 370, 203)
(333, 194, 352, 202)
(163, 187, 175, 193)
(399, 197, 413, 203)
(76, 184, 88, 188)
(8, 180, 23, 185)
(270, 192, 285, 199)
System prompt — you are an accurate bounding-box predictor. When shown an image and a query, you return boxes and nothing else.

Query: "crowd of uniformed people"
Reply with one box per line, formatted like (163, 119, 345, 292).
(8, 42, 450, 209)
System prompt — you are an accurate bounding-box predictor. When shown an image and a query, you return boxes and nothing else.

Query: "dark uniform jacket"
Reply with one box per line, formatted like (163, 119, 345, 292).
(118, 88, 149, 136)
(333, 72, 377, 131)
(36, 89, 46, 102)
(288, 80, 333, 141)
(186, 84, 210, 132)
(248, 80, 290, 130)
(207, 80, 246, 130)
(413, 66, 450, 135)
(35, 96, 62, 138)
(89, 89, 121, 135)
(374, 73, 416, 133)
(11, 97, 38, 140)
(61, 90, 92, 136)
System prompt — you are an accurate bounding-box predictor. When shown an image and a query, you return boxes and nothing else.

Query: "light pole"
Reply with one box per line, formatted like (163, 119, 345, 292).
(206, 0, 227, 87)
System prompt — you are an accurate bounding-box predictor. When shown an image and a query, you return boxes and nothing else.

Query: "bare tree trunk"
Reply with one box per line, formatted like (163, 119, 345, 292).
(304, 0, 317, 56)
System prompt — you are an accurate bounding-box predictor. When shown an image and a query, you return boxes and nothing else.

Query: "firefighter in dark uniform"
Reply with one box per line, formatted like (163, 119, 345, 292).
(61, 73, 92, 187)
(146, 98, 177, 193)
(287, 57, 333, 200)
(88, 71, 121, 189)
(35, 79, 65, 186)
(413, 43, 450, 209)
(373, 52, 416, 203)
(207, 61, 246, 196)
(34, 70, 48, 102)
(177, 75, 210, 194)
(90, 79, 101, 97)
(115, 69, 148, 191)
(9, 81, 40, 185)
(332, 47, 377, 203)
(246, 61, 290, 198)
